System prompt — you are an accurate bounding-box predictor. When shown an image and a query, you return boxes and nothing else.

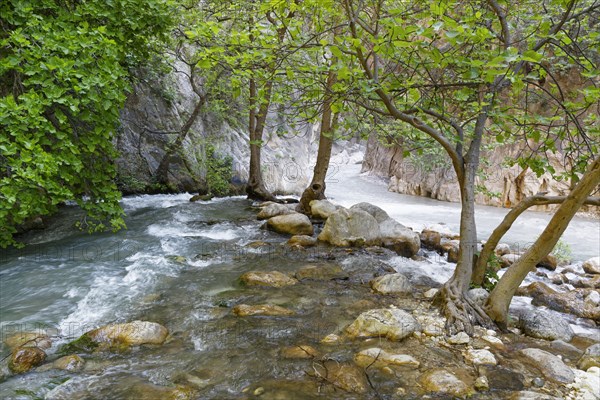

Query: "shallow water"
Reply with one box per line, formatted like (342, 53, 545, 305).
(0, 165, 598, 399)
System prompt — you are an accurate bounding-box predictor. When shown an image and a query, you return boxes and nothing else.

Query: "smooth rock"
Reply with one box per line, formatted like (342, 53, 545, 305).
(419, 369, 469, 397)
(420, 229, 442, 251)
(257, 203, 294, 220)
(378, 219, 421, 257)
(501, 253, 521, 267)
(53, 355, 85, 371)
(481, 335, 504, 348)
(447, 332, 470, 345)
(350, 202, 390, 223)
(310, 200, 340, 219)
(320, 334, 341, 344)
(354, 348, 420, 369)
(9, 347, 46, 373)
(517, 281, 599, 321)
(4, 332, 51, 351)
(467, 288, 489, 308)
(518, 308, 574, 342)
(520, 348, 575, 383)
(318, 208, 380, 247)
(482, 366, 525, 391)
(465, 348, 497, 366)
(537, 254, 558, 271)
(280, 345, 319, 359)
(84, 320, 169, 347)
(266, 214, 313, 236)
(583, 257, 600, 274)
(568, 367, 600, 400)
(369, 273, 411, 294)
(346, 308, 420, 341)
(233, 304, 295, 317)
(313, 361, 367, 393)
(585, 290, 600, 307)
(446, 244, 459, 263)
(578, 343, 600, 371)
(287, 235, 317, 247)
(240, 271, 298, 287)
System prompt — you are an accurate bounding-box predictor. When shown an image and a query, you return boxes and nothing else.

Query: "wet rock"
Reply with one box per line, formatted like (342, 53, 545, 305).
(313, 361, 368, 393)
(190, 194, 212, 202)
(419, 369, 469, 397)
(474, 376, 489, 391)
(354, 348, 419, 369)
(537, 254, 558, 271)
(295, 264, 346, 281)
(482, 366, 525, 391)
(53, 355, 85, 372)
(464, 348, 496, 366)
(445, 243, 459, 263)
(287, 235, 317, 247)
(578, 343, 600, 370)
(8, 347, 46, 373)
(467, 288, 489, 308)
(583, 257, 600, 274)
(518, 308, 574, 342)
(501, 253, 521, 267)
(266, 213, 313, 236)
(84, 321, 169, 348)
(517, 281, 600, 320)
(4, 332, 51, 351)
(420, 229, 442, 251)
(447, 332, 470, 345)
(340, 256, 396, 284)
(257, 203, 295, 220)
(378, 219, 421, 258)
(240, 271, 298, 288)
(369, 273, 411, 294)
(318, 208, 380, 247)
(320, 334, 341, 344)
(232, 304, 295, 317)
(280, 345, 319, 359)
(509, 391, 562, 400)
(346, 308, 420, 341)
(310, 200, 340, 219)
(520, 348, 575, 383)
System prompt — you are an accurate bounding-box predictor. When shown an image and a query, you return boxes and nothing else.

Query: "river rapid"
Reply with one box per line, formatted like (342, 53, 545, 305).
(0, 163, 598, 399)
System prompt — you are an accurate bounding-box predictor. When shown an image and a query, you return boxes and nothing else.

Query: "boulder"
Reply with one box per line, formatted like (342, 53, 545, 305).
(309, 200, 340, 219)
(318, 208, 381, 247)
(354, 348, 419, 369)
(585, 290, 600, 307)
(467, 288, 489, 308)
(369, 273, 412, 294)
(4, 331, 51, 351)
(287, 235, 317, 247)
(420, 229, 442, 251)
(495, 243, 512, 256)
(583, 256, 600, 274)
(257, 203, 295, 220)
(350, 202, 390, 223)
(520, 348, 575, 383)
(517, 281, 600, 320)
(240, 271, 298, 288)
(378, 219, 420, 257)
(447, 245, 459, 263)
(9, 347, 46, 373)
(537, 254, 558, 271)
(84, 321, 168, 348)
(280, 345, 319, 359)
(419, 369, 469, 397)
(501, 253, 521, 267)
(266, 214, 313, 236)
(233, 304, 295, 317)
(295, 264, 346, 281)
(53, 354, 85, 372)
(346, 308, 420, 341)
(313, 361, 368, 393)
(578, 344, 600, 371)
(518, 309, 574, 342)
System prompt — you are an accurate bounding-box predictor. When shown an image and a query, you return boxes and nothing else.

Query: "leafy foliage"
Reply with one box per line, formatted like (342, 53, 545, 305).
(0, 0, 173, 246)
(204, 144, 233, 197)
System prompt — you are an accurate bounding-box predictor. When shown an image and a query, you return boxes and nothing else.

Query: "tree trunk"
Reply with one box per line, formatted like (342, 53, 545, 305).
(298, 69, 337, 213)
(472, 195, 600, 286)
(485, 156, 600, 328)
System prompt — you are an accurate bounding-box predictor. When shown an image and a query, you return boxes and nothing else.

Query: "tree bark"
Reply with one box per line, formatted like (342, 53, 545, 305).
(472, 195, 600, 285)
(298, 69, 337, 213)
(485, 156, 600, 328)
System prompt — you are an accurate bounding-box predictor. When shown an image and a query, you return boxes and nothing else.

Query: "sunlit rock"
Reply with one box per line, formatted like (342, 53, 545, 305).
(4, 332, 51, 351)
(287, 235, 316, 247)
(53, 355, 85, 372)
(369, 273, 411, 294)
(309, 200, 340, 219)
(354, 348, 419, 369)
(419, 369, 469, 397)
(266, 213, 313, 236)
(318, 207, 380, 247)
(583, 257, 600, 274)
(257, 203, 295, 220)
(464, 348, 497, 366)
(346, 308, 420, 341)
(578, 344, 600, 371)
(9, 347, 46, 374)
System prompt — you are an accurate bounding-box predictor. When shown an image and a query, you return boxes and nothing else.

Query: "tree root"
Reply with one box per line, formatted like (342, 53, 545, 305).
(435, 282, 496, 335)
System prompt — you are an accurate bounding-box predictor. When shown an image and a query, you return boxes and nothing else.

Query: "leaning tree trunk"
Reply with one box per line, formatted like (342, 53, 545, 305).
(485, 156, 600, 328)
(298, 69, 337, 213)
(472, 195, 600, 286)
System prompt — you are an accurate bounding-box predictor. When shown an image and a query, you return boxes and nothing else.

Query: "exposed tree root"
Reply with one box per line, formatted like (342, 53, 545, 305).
(435, 282, 496, 335)
(246, 179, 276, 202)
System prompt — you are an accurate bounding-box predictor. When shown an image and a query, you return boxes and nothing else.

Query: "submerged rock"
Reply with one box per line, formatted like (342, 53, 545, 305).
(232, 304, 295, 317)
(295, 264, 346, 281)
(509, 391, 562, 400)
(266, 213, 313, 236)
(354, 348, 419, 369)
(346, 308, 420, 341)
(518, 309, 574, 342)
(280, 345, 319, 359)
(369, 273, 412, 294)
(65, 321, 169, 352)
(310, 200, 340, 219)
(287, 235, 317, 247)
(318, 208, 380, 247)
(520, 348, 575, 384)
(9, 347, 46, 374)
(4, 331, 51, 351)
(419, 369, 469, 397)
(240, 271, 298, 287)
(313, 361, 368, 393)
(53, 355, 85, 372)
(257, 203, 295, 220)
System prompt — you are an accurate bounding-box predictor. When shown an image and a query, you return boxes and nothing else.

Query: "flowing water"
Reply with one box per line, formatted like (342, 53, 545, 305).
(0, 164, 598, 399)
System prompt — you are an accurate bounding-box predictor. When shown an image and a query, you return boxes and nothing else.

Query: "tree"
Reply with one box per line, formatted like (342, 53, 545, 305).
(339, 0, 599, 333)
(0, 0, 173, 247)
